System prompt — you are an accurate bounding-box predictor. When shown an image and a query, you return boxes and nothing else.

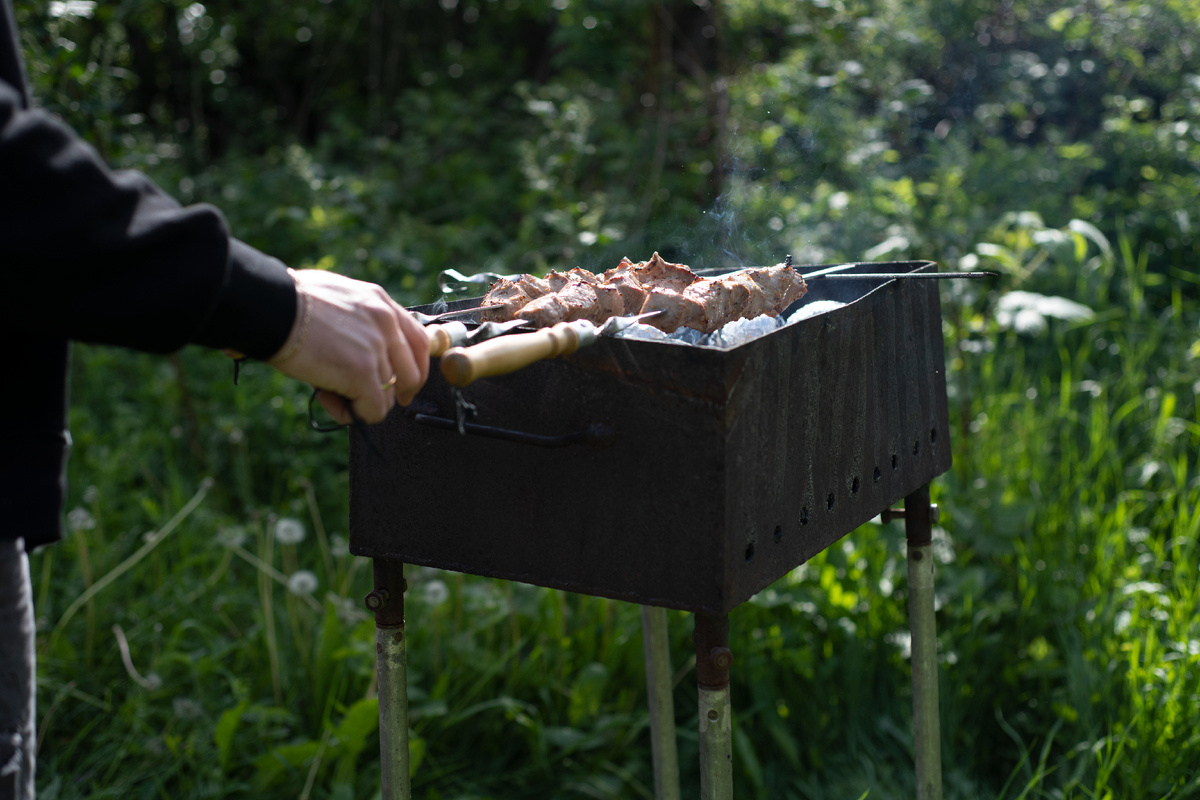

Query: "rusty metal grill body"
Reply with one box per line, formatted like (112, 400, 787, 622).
(349, 261, 952, 614)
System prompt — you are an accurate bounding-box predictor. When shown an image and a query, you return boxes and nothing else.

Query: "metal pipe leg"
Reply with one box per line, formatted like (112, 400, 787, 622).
(905, 486, 943, 800)
(368, 559, 411, 800)
(641, 605, 681, 800)
(694, 612, 733, 800)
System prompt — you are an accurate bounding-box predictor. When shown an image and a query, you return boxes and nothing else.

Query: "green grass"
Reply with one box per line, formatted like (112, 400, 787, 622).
(31, 219, 1200, 799)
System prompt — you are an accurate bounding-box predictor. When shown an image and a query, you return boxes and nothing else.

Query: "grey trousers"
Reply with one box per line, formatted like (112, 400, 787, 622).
(0, 538, 35, 800)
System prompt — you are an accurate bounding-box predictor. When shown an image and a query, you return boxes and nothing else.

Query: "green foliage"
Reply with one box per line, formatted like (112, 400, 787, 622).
(16, 0, 1200, 797)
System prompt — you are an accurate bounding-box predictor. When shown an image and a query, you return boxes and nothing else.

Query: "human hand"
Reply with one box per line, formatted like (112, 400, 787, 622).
(268, 269, 430, 424)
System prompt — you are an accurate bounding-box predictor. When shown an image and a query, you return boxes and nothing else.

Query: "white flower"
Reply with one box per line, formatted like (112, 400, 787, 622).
(274, 517, 306, 545)
(287, 570, 318, 596)
(67, 507, 96, 533)
(82, 485, 100, 504)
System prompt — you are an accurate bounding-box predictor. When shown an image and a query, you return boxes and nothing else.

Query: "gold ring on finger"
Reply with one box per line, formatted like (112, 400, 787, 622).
(381, 375, 397, 391)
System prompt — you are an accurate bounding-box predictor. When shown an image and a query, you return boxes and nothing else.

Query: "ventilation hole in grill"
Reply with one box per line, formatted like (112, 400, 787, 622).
(930, 427, 938, 444)
(873, 466, 882, 483)
(827, 491, 836, 511)
(913, 439, 921, 456)
(745, 543, 755, 561)
(800, 507, 809, 525)
(851, 476, 861, 495)
(773, 525, 783, 543)
(891, 453, 898, 470)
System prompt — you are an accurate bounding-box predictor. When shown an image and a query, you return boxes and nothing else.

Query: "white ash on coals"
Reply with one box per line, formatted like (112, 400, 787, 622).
(614, 299, 847, 349)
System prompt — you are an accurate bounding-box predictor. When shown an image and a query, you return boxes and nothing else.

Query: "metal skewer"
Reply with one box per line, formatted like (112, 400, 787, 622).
(410, 306, 491, 325)
(805, 271, 999, 281)
(799, 262, 859, 278)
(425, 317, 529, 357)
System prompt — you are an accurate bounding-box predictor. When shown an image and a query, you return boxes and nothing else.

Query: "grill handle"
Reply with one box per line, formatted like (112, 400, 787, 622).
(412, 413, 615, 450)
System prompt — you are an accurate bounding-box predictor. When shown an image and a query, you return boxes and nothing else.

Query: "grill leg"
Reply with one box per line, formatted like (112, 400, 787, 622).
(905, 485, 944, 800)
(694, 612, 733, 800)
(641, 605, 681, 800)
(368, 558, 411, 800)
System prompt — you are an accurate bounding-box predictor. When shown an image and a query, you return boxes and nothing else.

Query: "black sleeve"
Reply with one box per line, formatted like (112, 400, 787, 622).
(0, 78, 295, 360)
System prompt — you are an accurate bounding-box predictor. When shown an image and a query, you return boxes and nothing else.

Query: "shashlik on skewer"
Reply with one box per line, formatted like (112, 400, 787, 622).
(478, 252, 807, 334)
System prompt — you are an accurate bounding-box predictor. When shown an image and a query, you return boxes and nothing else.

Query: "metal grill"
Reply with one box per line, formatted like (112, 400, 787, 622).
(349, 260, 951, 612)
(349, 259, 955, 800)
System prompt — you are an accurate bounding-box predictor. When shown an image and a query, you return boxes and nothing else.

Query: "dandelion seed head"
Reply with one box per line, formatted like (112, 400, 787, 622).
(423, 579, 450, 607)
(217, 525, 247, 548)
(274, 517, 306, 545)
(67, 507, 96, 533)
(287, 570, 318, 596)
(326, 592, 366, 624)
(173, 697, 201, 719)
(330, 534, 350, 558)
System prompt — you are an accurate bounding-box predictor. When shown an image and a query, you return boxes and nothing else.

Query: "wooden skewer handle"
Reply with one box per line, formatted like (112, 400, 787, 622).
(440, 322, 582, 387)
(426, 325, 454, 358)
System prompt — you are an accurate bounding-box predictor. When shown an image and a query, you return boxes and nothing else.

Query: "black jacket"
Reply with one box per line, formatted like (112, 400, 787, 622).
(1, 1, 297, 548)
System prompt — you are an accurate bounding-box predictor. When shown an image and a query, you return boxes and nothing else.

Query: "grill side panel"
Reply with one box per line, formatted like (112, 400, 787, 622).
(349, 343, 731, 611)
(720, 274, 953, 608)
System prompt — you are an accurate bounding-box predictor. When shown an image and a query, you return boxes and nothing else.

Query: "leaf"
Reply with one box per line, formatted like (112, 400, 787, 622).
(253, 741, 321, 791)
(333, 697, 380, 784)
(764, 716, 802, 771)
(567, 662, 609, 726)
(214, 700, 250, 773)
(733, 723, 764, 791)
(409, 734, 426, 778)
(1068, 219, 1114, 262)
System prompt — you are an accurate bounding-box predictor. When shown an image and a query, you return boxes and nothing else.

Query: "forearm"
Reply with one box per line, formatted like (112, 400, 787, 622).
(0, 79, 294, 359)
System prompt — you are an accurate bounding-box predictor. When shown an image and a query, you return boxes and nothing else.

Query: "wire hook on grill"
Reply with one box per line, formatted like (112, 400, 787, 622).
(452, 389, 478, 435)
(308, 388, 387, 463)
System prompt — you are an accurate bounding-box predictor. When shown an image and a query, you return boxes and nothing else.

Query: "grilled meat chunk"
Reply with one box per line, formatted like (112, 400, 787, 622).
(478, 277, 534, 322)
(641, 265, 807, 333)
(517, 280, 624, 326)
(606, 272, 650, 314)
(640, 288, 706, 332)
(633, 252, 697, 292)
(479, 271, 570, 320)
